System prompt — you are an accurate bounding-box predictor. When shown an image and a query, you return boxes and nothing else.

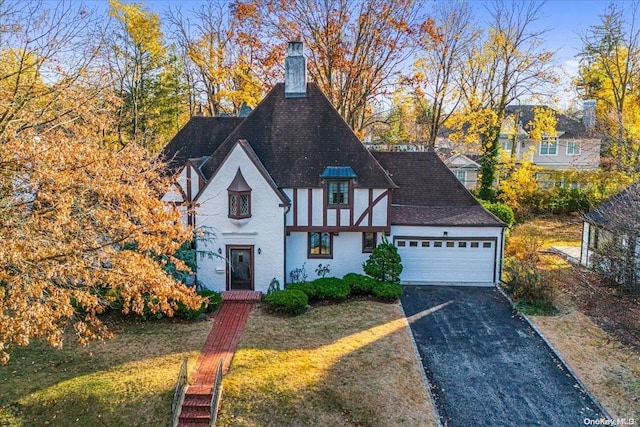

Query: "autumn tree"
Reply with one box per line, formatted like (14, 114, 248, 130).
(167, 0, 280, 117)
(106, 0, 187, 152)
(373, 89, 431, 144)
(0, 1, 104, 141)
(411, 0, 476, 150)
(0, 1, 203, 364)
(236, 0, 428, 134)
(577, 2, 640, 172)
(451, 0, 556, 201)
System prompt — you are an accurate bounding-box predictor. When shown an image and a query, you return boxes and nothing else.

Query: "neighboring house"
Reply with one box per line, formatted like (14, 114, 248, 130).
(580, 184, 640, 288)
(442, 153, 480, 189)
(432, 103, 602, 188)
(499, 104, 601, 187)
(161, 42, 505, 293)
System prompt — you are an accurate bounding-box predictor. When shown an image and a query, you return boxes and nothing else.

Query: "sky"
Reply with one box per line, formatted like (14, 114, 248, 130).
(85, 0, 619, 109)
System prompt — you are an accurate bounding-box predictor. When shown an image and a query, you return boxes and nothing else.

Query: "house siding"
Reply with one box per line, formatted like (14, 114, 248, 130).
(285, 231, 375, 282)
(196, 143, 287, 292)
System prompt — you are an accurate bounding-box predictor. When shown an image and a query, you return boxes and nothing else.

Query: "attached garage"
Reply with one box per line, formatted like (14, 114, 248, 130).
(394, 237, 498, 284)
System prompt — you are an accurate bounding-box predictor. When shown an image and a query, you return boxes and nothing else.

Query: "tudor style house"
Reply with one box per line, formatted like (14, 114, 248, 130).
(161, 42, 505, 293)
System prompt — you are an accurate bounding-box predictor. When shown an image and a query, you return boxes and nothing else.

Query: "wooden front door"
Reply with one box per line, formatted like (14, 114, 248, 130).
(227, 246, 253, 290)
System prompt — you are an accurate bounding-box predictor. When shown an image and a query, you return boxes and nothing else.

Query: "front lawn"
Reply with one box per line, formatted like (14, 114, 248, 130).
(0, 316, 212, 426)
(217, 300, 437, 426)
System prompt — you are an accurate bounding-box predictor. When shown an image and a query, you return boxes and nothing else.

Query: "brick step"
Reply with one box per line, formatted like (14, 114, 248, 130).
(177, 420, 210, 427)
(182, 395, 211, 407)
(179, 407, 210, 419)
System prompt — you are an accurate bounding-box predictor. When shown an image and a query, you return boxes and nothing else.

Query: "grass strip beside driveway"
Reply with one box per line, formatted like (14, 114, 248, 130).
(217, 300, 437, 427)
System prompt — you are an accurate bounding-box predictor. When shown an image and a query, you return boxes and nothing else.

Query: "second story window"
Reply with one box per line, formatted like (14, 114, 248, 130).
(567, 140, 580, 155)
(540, 137, 558, 155)
(327, 180, 349, 205)
(228, 168, 252, 219)
(455, 170, 467, 185)
(327, 181, 349, 205)
(321, 166, 356, 207)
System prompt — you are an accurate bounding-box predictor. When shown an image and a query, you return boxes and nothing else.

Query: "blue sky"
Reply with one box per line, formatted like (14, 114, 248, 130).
(88, 0, 618, 108)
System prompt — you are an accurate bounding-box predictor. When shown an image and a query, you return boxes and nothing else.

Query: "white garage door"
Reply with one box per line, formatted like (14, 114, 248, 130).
(395, 238, 496, 284)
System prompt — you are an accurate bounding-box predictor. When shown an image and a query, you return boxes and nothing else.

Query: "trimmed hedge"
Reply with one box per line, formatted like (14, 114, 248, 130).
(312, 277, 350, 300)
(264, 289, 309, 315)
(372, 282, 403, 301)
(285, 282, 318, 299)
(343, 273, 376, 295)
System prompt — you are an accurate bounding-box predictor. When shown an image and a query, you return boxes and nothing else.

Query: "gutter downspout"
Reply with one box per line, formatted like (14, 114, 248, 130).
(283, 203, 291, 287)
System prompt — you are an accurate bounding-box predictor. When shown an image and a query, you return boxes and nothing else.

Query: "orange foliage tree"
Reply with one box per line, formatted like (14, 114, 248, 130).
(234, 0, 430, 134)
(0, 1, 203, 364)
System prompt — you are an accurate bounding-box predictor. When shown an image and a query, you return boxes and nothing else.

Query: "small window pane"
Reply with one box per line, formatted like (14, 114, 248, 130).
(446, 241, 455, 248)
(471, 242, 479, 248)
(363, 232, 376, 252)
(421, 241, 430, 247)
(483, 242, 492, 248)
(458, 242, 467, 248)
(328, 180, 349, 204)
(397, 241, 406, 247)
(240, 194, 250, 216)
(409, 241, 418, 247)
(310, 232, 331, 256)
(434, 241, 442, 247)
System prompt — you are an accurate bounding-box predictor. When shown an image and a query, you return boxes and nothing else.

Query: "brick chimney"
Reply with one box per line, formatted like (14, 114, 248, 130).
(285, 41, 306, 98)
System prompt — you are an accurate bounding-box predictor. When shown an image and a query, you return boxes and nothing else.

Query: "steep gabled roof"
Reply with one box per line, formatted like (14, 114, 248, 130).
(160, 116, 244, 173)
(584, 183, 640, 230)
(505, 105, 595, 139)
(200, 83, 396, 189)
(373, 151, 504, 226)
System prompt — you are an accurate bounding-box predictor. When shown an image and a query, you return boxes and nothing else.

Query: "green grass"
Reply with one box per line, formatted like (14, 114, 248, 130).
(0, 315, 212, 427)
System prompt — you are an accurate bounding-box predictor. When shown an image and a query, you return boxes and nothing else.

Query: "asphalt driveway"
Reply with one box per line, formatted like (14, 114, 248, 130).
(401, 286, 605, 427)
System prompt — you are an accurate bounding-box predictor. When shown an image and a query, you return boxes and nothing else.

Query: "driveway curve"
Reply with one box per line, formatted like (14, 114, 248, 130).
(401, 286, 605, 427)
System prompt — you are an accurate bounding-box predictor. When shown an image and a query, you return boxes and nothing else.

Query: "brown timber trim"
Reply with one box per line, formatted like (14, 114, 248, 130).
(308, 189, 313, 227)
(368, 189, 373, 226)
(293, 188, 298, 227)
(353, 190, 391, 227)
(287, 225, 388, 233)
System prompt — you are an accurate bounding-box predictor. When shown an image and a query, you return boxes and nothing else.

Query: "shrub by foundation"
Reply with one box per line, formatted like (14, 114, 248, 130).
(285, 282, 318, 299)
(372, 282, 403, 301)
(264, 289, 309, 315)
(311, 277, 350, 300)
(343, 273, 376, 295)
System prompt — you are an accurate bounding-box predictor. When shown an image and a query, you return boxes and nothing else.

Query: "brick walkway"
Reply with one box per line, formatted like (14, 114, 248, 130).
(177, 291, 261, 427)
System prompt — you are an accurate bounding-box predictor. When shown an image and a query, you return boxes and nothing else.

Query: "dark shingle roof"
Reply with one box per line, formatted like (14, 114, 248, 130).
(505, 105, 593, 139)
(200, 83, 396, 189)
(373, 151, 504, 226)
(160, 116, 244, 173)
(584, 183, 640, 230)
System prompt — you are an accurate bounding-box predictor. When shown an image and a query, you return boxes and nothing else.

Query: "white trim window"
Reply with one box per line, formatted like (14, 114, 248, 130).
(455, 170, 467, 185)
(566, 140, 580, 155)
(539, 136, 558, 155)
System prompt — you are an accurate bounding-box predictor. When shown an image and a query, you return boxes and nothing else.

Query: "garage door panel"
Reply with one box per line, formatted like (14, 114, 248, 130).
(396, 238, 496, 284)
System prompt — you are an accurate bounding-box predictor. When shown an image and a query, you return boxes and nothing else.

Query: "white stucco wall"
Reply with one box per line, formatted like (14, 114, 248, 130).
(580, 221, 591, 266)
(195, 143, 287, 293)
(285, 231, 377, 282)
